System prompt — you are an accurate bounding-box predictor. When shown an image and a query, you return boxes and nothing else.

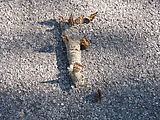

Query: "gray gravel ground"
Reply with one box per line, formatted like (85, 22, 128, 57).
(0, 0, 160, 120)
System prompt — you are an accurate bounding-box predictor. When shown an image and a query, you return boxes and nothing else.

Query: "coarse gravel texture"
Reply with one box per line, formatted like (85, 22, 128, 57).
(0, 0, 160, 120)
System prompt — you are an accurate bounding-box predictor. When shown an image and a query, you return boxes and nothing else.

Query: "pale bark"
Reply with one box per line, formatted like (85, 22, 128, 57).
(60, 12, 97, 87)
(61, 24, 85, 87)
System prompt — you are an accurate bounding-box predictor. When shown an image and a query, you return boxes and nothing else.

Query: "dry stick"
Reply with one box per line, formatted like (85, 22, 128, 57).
(61, 25, 85, 87)
(60, 12, 97, 87)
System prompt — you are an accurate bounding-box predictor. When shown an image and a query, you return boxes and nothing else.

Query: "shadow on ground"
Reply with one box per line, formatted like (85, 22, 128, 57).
(0, 77, 159, 120)
(37, 19, 73, 91)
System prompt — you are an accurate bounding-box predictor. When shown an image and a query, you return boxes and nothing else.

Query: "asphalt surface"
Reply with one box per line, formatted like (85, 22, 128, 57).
(0, 0, 160, 120)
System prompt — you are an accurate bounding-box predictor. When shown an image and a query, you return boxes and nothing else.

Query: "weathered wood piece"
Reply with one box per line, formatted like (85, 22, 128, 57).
(60, 12, 97, 87)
